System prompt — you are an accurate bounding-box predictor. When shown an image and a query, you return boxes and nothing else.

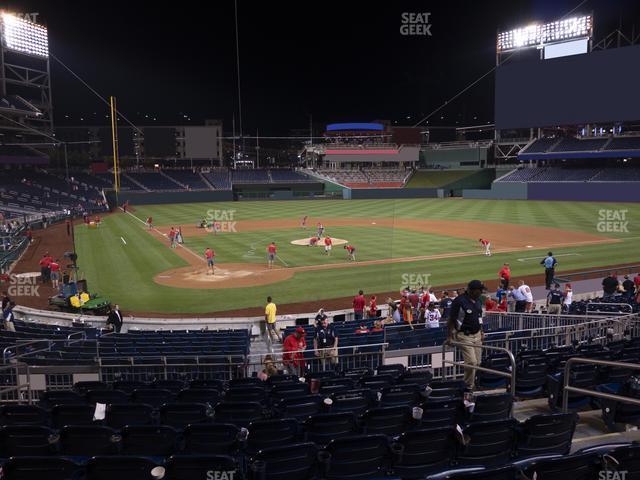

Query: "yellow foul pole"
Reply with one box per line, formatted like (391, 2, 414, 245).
(110, 96, 120, 206)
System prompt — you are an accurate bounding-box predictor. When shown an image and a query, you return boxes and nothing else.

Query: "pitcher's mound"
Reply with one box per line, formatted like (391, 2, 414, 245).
(291, 237, 349, 246)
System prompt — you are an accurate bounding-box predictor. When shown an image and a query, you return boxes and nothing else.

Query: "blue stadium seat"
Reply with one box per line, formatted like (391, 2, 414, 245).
(131, 388, 174, 408)
(425, 465, 520, 480)
(2, 456, 81, 480)
(391, 426, 457, 478)
(0, 404, 49, 426)
(151, 379, 185, 393)
(59, 425, 120, 456)
(398, 369, 433, 388)
(189, 379, 224, 390)
(0, 425, 57, 456)
(175, 388, 220, 405)
(420, 398, 463, 428)
(120, 425, 179, 456)
(183, 423, 240, 455)
(516, 412, 578, 458)
(214, 402, 265, 427)
(466, 393, 513, 422)
(519, 452, 601, 480)
(362, 406, 414, 436)
(329, 389, 375, 416)
(74, 381, 108, 394)
(246, 418, 299, 454)
(456, 419, 518, 466)
(379, 383, 422, 407)
(112, 380, 148, 394)
(303, 412, 357, 445)
(85, 456, 159, 480)
(85, 389, 130, 405)
(249, 442, 319, 480)
(165, 455, 240, 480)
(159, 403, 211, 429)
(51, 404, 96, 428)
(38, 390, 86, 410)
(274, 394, 323, 420)
(224, 386, 268, 404)
(104, 403, 155, 429)
(322, 434, 390, 480)
(270, 382, 310, 402)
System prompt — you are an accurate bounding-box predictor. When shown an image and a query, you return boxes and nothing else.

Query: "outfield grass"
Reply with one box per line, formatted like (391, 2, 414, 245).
(73, 199, 640, 314)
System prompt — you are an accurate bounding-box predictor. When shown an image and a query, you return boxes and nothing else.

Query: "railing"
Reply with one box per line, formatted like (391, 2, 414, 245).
(3, 339, 53, 363)
(66, 330, 87, 345)
(441, 340, 516, 395)
(0, 362, 32, 404)
(562, 357, 640, 413)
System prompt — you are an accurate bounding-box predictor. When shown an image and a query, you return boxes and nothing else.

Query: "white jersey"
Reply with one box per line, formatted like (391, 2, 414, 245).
(563, 290, 573, 305)
(519, 284, 533, 303)
(425, 309, 441, 328)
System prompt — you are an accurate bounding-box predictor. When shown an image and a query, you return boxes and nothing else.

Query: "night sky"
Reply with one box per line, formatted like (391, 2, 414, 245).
(2, 0, 639, 134)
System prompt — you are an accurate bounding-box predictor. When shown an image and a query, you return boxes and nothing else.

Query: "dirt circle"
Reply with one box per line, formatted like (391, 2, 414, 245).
(153, 263, 294, 289)
(290, 237, 349, 247)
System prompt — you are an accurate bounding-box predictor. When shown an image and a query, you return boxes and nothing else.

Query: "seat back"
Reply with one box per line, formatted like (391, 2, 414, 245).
(0, 425, 57, 456)
(85, 389, 129, 405)
(214, 401, 264, 427)
(105, 403, 154, 429)
(121, 425, 179, 456)
(2, 456, 80, 480)
(517, 412, 578, 457)
(468, 393, 513, 422)
(176, 388, 220, 405)
(38, 390, 86, 410)
(393, 427, 456, 476)
(131, 388, 174, 408)
(379, 383, 421, 407)
(456, 419, 517, 466)
(246, 418, 299, 454)
(59, 425, 120, 456)
(183, 423, 240, 455)
(86, 456, 158, 480)
(165, 454, 238, 480)
(362, 406, 413, 436)
(0, 405, 49, 426)
(276, 394, 323, 420)
(521, 452, 601, 480)
(159, 403, 210, 429)
(250, 442, 319, 480)
(421, 398, 463, 428)
(324, 434, 390, 479)
(303, 412, 357, 445)
(51, 404, 96, 428)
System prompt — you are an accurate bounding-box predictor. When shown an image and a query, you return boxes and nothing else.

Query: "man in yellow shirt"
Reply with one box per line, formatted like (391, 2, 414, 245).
(265, 296, 281, 342)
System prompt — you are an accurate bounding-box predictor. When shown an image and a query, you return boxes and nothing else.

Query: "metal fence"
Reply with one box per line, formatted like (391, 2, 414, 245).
(0, 362, 32, 404)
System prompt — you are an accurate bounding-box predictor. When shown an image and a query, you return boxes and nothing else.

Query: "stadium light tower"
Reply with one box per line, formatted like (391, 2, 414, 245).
(0, 11, 53, 132)
(496, 14, 593, 64)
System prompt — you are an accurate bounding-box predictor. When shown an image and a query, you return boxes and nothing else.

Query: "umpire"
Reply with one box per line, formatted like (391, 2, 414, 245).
(447, 280, 485, 390)
(541, 251, 558, 290)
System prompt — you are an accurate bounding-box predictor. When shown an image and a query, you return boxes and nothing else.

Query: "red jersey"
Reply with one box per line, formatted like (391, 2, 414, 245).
(480, 239, 489, 246)
(267, 244, 277, 254)
(39, 257, 51, 268)
(169, 229, 176, 239)
(498, 266, 511, 281)
(324, 237, 332, 246)
(353, 295, 365, 313)
(147, 217, 152, 224)
(50, 262, 60, 273)
(346, 245, 355, 253)
(369, 299, 377, 316)
(282, 334, 306, 367)
(205, 249, 214, 259)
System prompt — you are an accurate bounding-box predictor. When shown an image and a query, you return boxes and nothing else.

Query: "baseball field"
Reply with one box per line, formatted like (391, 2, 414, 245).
(72, 198, 640, 316)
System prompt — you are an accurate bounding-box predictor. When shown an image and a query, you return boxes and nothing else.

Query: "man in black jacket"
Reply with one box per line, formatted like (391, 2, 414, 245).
(106, 304, 124, 333)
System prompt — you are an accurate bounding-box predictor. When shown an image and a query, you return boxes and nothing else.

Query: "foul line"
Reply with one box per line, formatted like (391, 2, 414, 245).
(517, 253, 580, 262)
(120, 208, 206, 264)
(276, 254, 290, 267)
(120, 236, 127, 245)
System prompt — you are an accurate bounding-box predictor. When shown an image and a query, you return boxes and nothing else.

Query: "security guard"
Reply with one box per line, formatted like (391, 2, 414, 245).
(447, 280, 485, 389)
(541, 251, 558, 290)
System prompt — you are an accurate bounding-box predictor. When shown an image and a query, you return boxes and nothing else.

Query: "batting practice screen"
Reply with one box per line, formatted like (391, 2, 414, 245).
(495, 44, 640, 129)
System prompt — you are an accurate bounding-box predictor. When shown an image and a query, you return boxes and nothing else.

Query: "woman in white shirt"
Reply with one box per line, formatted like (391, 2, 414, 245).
(563, 283, 573, 312)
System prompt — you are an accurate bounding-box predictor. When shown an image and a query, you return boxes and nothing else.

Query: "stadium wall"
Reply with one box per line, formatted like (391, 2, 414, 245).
(423, 147, 487, 168)
(463, 182, 528, 200)
(350, 187, 438, 199)
(106, 190, 234, 206)
(443, 168, 496, 194)
(527, 182, 640, 202)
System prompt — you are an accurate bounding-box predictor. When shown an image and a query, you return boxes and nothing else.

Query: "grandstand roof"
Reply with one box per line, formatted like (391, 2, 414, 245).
(326, 123, 384, 132)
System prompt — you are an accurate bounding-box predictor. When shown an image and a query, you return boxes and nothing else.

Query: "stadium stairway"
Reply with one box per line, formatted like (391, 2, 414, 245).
(198, 172, 215, 190)
(158, 170, 187, 189)
(122, 173, 150, 191)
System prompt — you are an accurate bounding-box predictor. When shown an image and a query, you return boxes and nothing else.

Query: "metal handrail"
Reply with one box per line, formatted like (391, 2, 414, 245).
(2, 339, 52, 363)
(586, 302, 633, 314)
(562, 357, 640, 413)
(442, 340, 516, 395)
(66, 330, 87, 344)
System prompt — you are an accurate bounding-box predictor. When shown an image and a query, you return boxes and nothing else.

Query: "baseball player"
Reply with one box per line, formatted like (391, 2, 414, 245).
(146, 216, 153, 229)
(267, 241, 277, 269)
(344, 244, 356, 261)
(169, 227, 177, 248)
(309, 236, 318, 246)
(301, 215, 308, 229)
(204, 247, 215, 275)
(316, 222, 324, 238)
(323, 236, 333, 256)
(479, 238, 491, 256)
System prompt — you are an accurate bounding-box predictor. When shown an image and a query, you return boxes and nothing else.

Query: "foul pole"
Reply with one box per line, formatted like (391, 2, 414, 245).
(110, 96, 120, 207)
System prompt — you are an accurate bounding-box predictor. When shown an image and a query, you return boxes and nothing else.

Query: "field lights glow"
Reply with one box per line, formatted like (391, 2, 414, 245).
(1, 12, 49, 57)
(497, 15, 592, 52)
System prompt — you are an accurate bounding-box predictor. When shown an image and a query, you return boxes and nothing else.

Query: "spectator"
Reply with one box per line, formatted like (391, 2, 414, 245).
(265, 296, 281, 342)
(282, 327, 306, 375)
(258, 354, 278, 380)
(498, 263, 511, 290)
(440, 291, 453, 319)
(400, 296, 414, 328)
(50, 258, 61, 289)
(352, 290, 365, 321)
(425, 302, 442, 328)
(367, 295, 378, 318)
(447, 280, 485, 390)
(314, 316, 338, 366)
(106, 304, 124, 333)
(510, 285, 526, 312)
(518, 280, 534, 313)
(39, 253, 51, 284)
(622, 275, 636, 300)
(371, 320, 384, 332)
(563, 283, 573, 312)
(355, 323, 369, 334)
(602, 273, 620, 299)
(484, 297, 498, 312)
(546, 284, 563, 315)
(497, 295, 508, 312)
(3, 301, 16, 332)
(540, 252, 558, 290)
(1, 291, 10, 311)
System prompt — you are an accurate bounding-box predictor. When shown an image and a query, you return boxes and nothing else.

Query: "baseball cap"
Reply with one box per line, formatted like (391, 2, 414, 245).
(295, 327, 306, 335)
(467, 280, 486, 291)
